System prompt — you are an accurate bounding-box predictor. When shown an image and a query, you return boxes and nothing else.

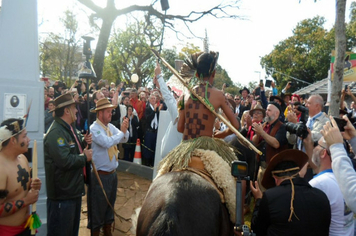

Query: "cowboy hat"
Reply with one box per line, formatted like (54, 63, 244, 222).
(91, 98, 117, 113)
(261, 149, 308, 189)
(239, 87, 250, 95)
(249, 104, 266, 117)
(50, 93, 77, 112)
(269, 95, 284, 105)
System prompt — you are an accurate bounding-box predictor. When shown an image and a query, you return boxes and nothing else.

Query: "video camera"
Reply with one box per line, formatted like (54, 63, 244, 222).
(231, 161, 255, 236)
(285, 122, 309, 139)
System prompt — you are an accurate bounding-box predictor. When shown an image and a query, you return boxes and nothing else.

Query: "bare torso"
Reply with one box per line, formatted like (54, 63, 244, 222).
(179, 83, 233, 140)
(0, 154, 30, 226)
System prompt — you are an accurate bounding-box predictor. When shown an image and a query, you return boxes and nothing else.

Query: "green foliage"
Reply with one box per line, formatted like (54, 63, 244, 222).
(103, 20, 161, 87)
(261, 16, 333, 92)
(39, 10, 81, 85)
(261, 11, 356, 93)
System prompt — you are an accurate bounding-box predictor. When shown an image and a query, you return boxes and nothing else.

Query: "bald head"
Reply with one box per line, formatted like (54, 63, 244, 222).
(306, 95, 324, 117)
(266, 104, 280, 123)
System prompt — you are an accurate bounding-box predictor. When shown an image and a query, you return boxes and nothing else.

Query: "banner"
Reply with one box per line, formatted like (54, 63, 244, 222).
(331, 51, 356, 81)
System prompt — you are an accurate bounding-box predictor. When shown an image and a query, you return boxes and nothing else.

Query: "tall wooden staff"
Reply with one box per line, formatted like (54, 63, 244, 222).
(151, 49, 262, 155)
(25, 140, 42, 235)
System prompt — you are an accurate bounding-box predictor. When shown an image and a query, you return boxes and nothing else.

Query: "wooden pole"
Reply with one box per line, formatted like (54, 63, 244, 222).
(31, 140, 37, 235)
(151, 49, 262, 155)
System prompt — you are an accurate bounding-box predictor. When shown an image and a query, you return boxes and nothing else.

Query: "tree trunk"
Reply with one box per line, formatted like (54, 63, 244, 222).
(330, 0, 347, 117)
(92, 17, 115, 82)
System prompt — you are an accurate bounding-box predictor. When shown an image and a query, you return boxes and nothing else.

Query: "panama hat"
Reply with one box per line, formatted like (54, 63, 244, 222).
(91, 98, 117, 113)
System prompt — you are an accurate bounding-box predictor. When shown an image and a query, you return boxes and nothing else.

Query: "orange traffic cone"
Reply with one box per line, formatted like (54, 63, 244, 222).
(133, 139, 142, 165)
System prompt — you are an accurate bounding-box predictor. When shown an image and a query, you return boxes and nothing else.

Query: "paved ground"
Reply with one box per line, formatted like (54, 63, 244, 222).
(79, 171, 152, 236)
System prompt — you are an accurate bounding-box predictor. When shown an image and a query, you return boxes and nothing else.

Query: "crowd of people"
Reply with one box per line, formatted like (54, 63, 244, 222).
(44, 77, 170, 167)
(223, 82, 356, 235)
(2, 50, 356, 235)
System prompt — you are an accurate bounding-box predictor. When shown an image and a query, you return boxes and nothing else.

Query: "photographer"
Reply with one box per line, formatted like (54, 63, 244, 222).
(286, 102, 308, 149)
(321, 116, 356, 213)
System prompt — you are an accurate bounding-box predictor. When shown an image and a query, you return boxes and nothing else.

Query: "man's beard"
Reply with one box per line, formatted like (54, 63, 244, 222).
(265, 115, 275, 123)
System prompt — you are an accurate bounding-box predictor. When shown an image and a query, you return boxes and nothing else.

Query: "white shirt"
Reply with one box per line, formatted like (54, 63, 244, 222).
(157, 74, 183, 158)
(90, 121, 129, 172)
(309, 171, 354, 236)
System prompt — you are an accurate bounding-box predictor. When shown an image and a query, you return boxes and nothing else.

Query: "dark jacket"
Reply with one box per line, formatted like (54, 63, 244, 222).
(251, 177, 331, 236)
(44, 117, 87, 200)
(144, 103, 160, 132)
(44, 108, 54, 133)
(123, 114, 139, 148)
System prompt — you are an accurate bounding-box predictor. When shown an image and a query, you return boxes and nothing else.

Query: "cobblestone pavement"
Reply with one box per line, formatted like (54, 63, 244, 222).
(79, 171, 152, 236)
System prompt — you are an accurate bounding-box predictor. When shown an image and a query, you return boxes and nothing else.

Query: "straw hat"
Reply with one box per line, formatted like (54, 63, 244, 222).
(91, 98, 117, 113)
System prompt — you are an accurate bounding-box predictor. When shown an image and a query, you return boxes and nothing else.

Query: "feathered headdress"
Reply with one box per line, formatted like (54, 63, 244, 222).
(0, 119, 25, 151)
(179, 51, 219, 82)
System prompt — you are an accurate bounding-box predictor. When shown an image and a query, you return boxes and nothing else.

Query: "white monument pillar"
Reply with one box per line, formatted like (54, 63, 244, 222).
(0, 0, 47, 235)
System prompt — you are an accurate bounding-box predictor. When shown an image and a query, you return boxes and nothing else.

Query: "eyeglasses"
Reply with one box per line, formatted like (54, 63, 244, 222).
(235, 98, 240, 101)
(317, 143, 330, 156)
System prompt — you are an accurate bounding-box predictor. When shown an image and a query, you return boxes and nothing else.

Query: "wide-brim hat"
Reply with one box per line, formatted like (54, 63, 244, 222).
(50, 93, 77, 112)
(269, 95, 284, 105)
(239, 87, 250, 95)
(249, 104, 266, 117)
(90, 98, 117, 113)
(261, 149, 308, 189)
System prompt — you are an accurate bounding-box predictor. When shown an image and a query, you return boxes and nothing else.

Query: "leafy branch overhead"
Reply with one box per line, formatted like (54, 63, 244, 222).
(77, 0, 243, 81)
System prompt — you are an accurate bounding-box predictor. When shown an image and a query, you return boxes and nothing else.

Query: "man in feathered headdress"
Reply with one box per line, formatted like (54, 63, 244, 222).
(157, 51, 241, 225)
(0, 118, 41, 235)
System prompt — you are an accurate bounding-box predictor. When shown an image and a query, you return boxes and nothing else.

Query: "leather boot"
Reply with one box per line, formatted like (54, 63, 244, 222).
(103, 224, 113, 236)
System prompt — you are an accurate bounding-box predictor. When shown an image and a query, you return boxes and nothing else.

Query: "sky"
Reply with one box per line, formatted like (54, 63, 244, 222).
(35, 0, 354, 86)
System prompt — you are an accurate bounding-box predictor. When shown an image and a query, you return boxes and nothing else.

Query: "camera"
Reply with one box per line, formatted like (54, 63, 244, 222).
(285, 122, 309, 139)
(297, 105, 308, 113)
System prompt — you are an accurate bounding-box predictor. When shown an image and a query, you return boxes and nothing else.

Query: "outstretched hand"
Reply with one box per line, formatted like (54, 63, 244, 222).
(320, 117, 343, 147)
(250, 181, 263, 199)
(341, 115, 356, 140)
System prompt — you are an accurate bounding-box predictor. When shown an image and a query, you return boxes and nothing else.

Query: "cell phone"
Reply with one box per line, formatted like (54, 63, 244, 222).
(345, 85, 348, 91)
(333, 117, 347, 132)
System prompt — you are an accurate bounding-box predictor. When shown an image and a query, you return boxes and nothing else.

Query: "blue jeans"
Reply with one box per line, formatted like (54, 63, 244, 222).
(47, 197, 82, 236)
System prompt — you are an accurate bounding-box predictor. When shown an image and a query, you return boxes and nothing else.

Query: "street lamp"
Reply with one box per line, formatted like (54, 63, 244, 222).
(78, 35, 96, 235)
(159, 0, 169, 53)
